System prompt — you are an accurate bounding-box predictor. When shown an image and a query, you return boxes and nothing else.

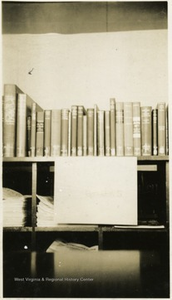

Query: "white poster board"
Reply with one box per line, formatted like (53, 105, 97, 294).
(54, 157, 137, 225)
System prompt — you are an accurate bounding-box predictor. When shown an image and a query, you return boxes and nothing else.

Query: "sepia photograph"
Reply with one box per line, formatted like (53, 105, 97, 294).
(1, 0, 170, 298)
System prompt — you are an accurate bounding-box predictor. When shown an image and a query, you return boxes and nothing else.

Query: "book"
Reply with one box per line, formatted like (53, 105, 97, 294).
(51, 109, 61, 156)
(26, 116, 31, 156)
(68, 111, 71, 156)
(133, 102, 141, 156)
(44, 110, 51, 156)
(61, 108, 69, 156)
(157, 102, 166, 156)
(141, 106, 152, 156)
(124, 102, 133, 156)
(105, 110, 111, 156)
(71, 105, 78, 156)
(110, 98, 116, 156)
(77, 106, 85, 156)
(116, 102, 124, 156)
(36, 111, 44, 156)
(3, 84, 17, 157)
(87, 108, 94, 156)
(166, 105, 169, 155)
(97, 110, 105, 156)
(83, 115, 87, 156)
(16, 93, 27, 157)
(152, 109, 158, 156)
(94, 104, 99, 156)
(30, 102, 37, 157)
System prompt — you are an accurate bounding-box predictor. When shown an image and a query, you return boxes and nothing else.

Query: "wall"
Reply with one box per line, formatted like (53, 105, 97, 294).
(2, 29, 168, 109)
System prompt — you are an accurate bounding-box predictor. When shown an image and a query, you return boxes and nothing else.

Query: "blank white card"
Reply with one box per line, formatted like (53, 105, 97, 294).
(54, 157, 137, 225)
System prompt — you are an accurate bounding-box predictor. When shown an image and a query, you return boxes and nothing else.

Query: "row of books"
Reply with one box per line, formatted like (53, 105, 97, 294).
(2, 84, 169, 157)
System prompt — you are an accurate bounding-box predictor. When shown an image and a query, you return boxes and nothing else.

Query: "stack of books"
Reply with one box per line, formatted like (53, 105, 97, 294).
(36, 194, 56, 227)
(3, 188, 29, 227)
(2, 84, 169, 158)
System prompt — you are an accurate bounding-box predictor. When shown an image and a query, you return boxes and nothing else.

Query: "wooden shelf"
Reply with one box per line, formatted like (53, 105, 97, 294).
(3, 156, 169, 163)
(35, 225, 99, 232)
(3, 227, 32, 232)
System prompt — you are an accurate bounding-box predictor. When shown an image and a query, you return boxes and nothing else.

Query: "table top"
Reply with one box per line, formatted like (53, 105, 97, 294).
(3, 248, 169, 298)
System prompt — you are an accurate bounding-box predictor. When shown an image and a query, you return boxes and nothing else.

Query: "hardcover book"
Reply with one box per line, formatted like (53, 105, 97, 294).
(36, 111, 44, 156)
(71, 105, 78, 156)
(152, 109, 158, 156)
(77, 106, 85, 156)
(44, 110, 51, 156)
(94, 104, 99, 156)
(83, 115, 87, 156)
(110, 98, 116, 156)
(51, 109, 61, 156)
(30, 102, 37, 157)
(97, 110, 105, 156)
(124, 102, 133, 156)
(133, 102, 141, 156)
(26, 116, 31, 157)
(87, 108, 94, 156)
(157, 102, 166, 156)
(105, 110, 111, 156)
(16, 93, 27, 157)
(61, 108, 69, 156)
(116, 102, 124, 156)
(141, 106, 152, 156)
(3, 84, 17, 157)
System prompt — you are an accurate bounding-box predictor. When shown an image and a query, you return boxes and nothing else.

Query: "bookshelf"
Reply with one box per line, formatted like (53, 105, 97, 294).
(3, 155, 169, 250)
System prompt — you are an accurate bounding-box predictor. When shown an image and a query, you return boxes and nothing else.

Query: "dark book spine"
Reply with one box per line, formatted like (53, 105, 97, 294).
(97, 110, 105, 156)
(3, 84, 16, 157)
(110, 98, 116, 156)
(94, 104, 99, 156)
(68, 111, 71, 156)
(105, 110, 111, 156)
(124, 102, 133, 156)
(141, 106, 152, 156)
(158, 102, 166, 156)
(61, 109, 69, 156)
(36, 111, 44, 156)
(133, 102, 141, 156)
(152, 109, 158, 156)
(44, 110, 51, 156)
(51, 109, 61, 156)
(71, 105, 78, 156)
(87, 108, 94, 156)
(116, 102, 124, 156)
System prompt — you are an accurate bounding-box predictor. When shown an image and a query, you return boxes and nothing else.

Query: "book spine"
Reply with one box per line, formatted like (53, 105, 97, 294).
(87, 108, 94, 156)
(124, 102, 133, 156)
(36, 111, 44, 156)
(26, 116, 31, 157)
(3, 84, 16, 157)
(30, 102, 37, 157)
(141, 106, 152, 156)
(71, 105, 78, 156)
(44, 110, 51, 156)
(97, 110, 105, 156)
(158, 102, 166, 156)
(77, 106, 84, 156)
(166, 105, 169, 155)
(110, 98, 116, 156)
(152, 109, 158, 156)
(83, 115, 87, 156)
(61, 109, 69, 156)
(68, 111, 71, 156)
(16, 93, 27, 157)
(133, 102, 141, 156)
(51, 109, 61, 156)
(94, 104, 99, 156)
(105, 110, 111, 156)
(116, 102, 124, 156)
